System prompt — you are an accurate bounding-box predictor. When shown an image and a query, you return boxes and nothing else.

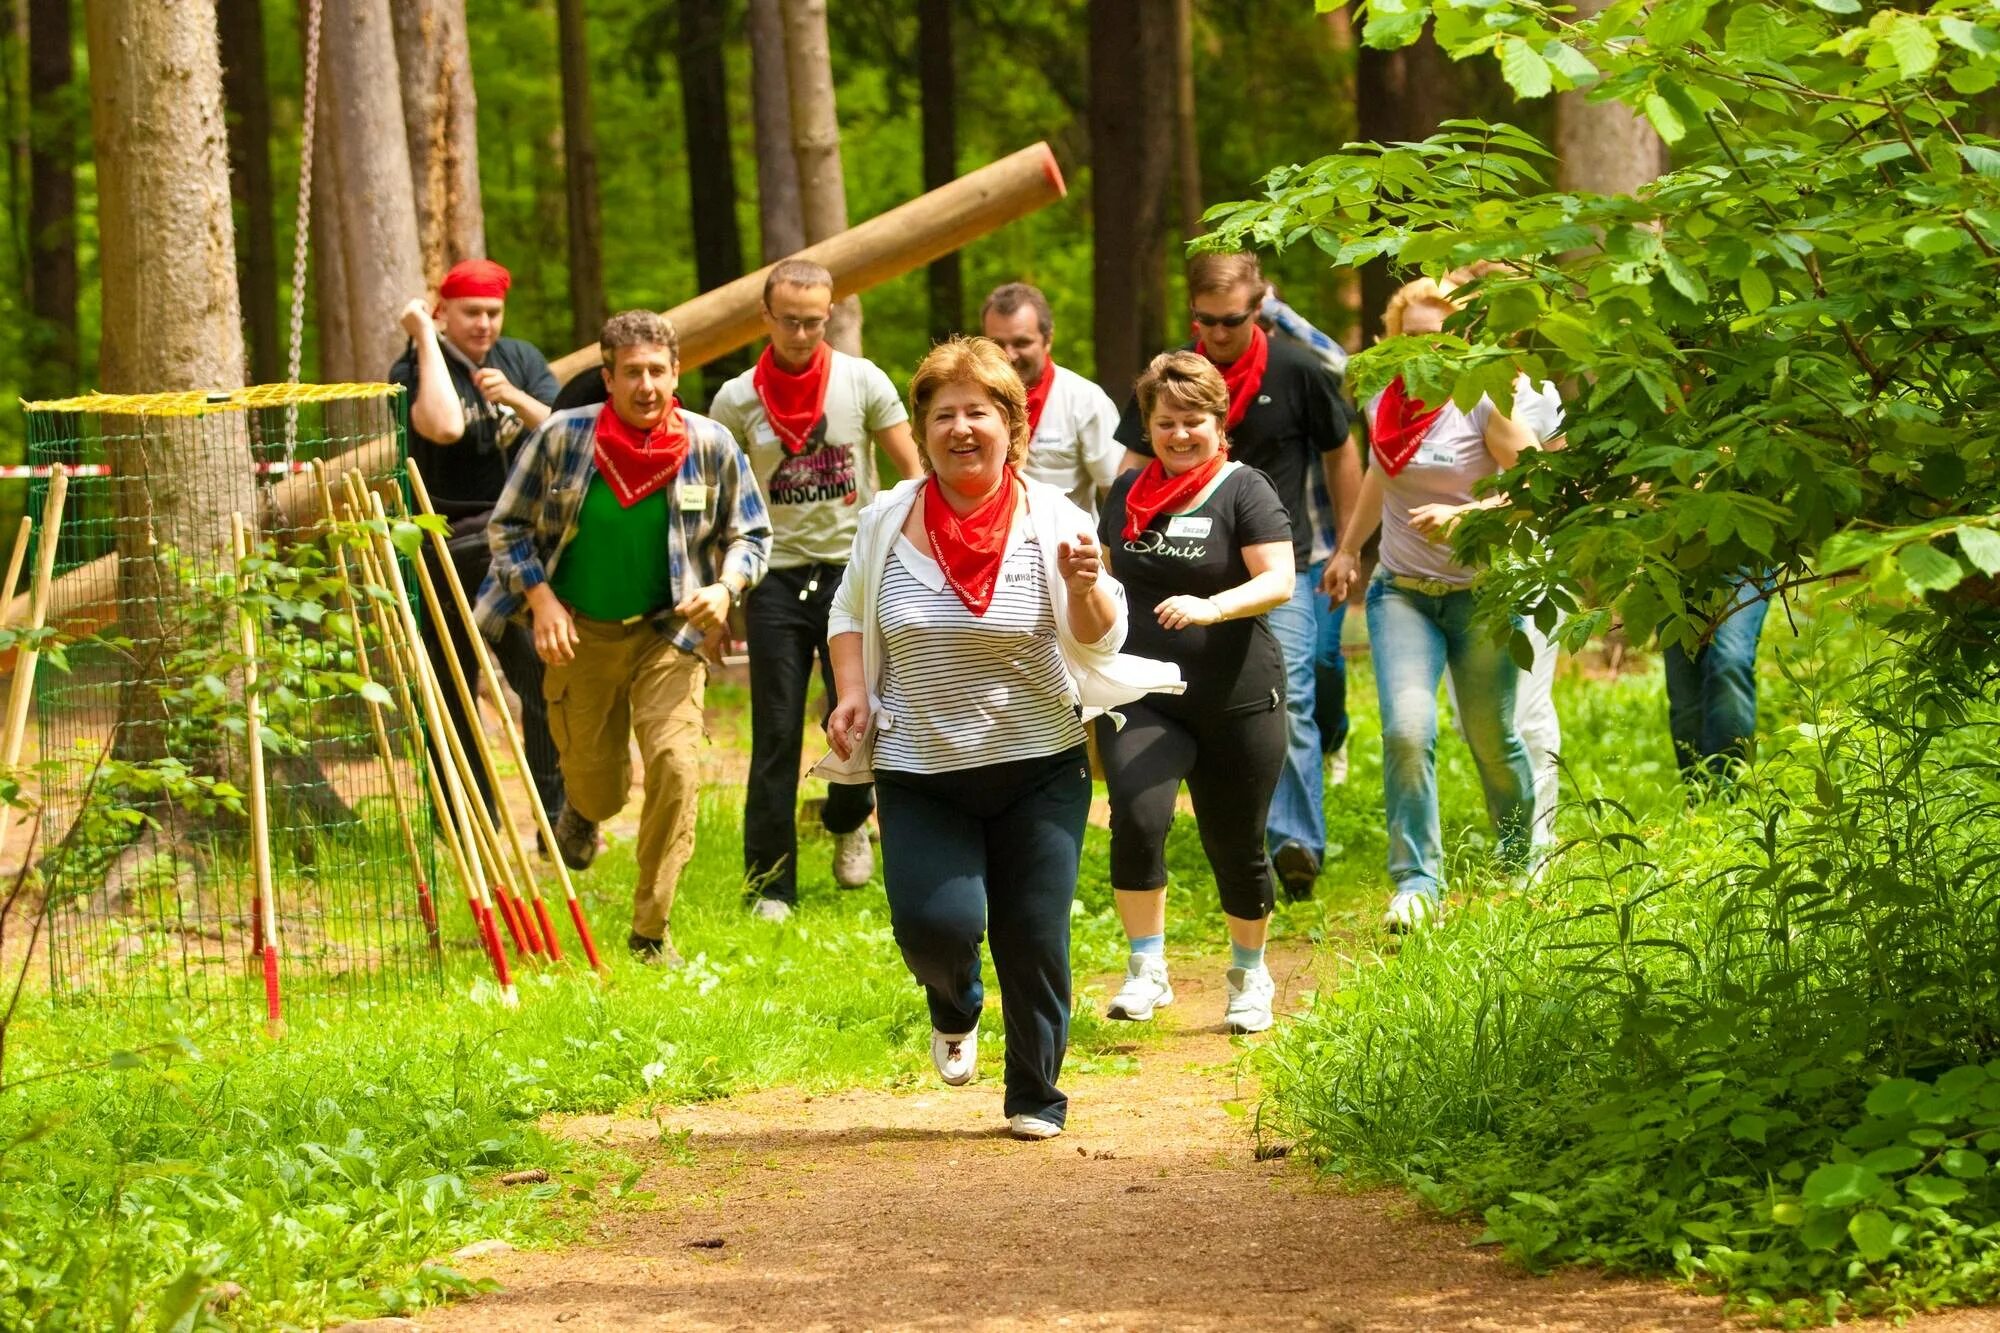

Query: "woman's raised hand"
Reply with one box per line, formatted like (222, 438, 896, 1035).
(1056, 529, 1103, 597)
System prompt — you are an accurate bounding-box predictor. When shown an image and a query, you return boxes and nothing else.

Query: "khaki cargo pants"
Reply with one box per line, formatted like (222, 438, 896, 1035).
(543, 617, 706, 943)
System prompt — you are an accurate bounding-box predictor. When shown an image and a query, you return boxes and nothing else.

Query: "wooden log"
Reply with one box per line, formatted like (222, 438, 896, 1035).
(547, 142, 1066, 382)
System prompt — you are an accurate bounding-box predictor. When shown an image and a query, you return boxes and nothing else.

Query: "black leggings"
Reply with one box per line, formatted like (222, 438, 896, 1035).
(1094, 694, 1285, 920)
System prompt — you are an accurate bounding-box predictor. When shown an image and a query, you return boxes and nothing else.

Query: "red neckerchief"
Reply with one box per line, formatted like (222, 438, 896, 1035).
(593, 400, 690, 507)
(1024, 359, 1056, 435)
(923, 469, 1020, 617)
(1370, 376, 1446, 476)
(1122, 451, 1228, 543)
(753, 342, 832, 455)
(1193, 322, 1270, 432)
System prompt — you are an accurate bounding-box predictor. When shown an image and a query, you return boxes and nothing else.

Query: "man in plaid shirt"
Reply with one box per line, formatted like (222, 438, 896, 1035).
(480, 310, 772, 965)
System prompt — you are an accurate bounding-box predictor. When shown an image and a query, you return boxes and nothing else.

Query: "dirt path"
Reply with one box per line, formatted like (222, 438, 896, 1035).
(421, 945, 1753, 1332)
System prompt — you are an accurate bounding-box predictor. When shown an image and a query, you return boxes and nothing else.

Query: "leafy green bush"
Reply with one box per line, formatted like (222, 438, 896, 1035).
(1260, 622, 2000, 1323)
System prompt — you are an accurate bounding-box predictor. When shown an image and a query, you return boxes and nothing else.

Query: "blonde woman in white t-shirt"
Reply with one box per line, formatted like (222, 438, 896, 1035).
(1324, 280, 1540, 931)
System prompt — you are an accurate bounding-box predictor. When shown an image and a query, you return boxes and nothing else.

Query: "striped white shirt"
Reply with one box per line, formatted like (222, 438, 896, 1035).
(874, 532, 1087, 775)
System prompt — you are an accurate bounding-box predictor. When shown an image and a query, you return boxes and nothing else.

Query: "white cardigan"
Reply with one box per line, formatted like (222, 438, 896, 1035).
(812, 476, 1184, 783)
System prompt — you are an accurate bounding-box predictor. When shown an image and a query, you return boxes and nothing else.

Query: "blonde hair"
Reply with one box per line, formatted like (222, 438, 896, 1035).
(1381, 278, 1460, 338)
(908, 336, 1031, 473)
(1135, 350, 1229, 427)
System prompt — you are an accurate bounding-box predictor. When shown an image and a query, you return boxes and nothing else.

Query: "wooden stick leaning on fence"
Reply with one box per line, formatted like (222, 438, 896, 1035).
(308, 462, 439, 956)
(401, 522, 549, 958)
(404, 467, 603, 970)
(0, 478, 67, 876)
(231, 514, 284, 1038)
(353, 484, 516, 1002)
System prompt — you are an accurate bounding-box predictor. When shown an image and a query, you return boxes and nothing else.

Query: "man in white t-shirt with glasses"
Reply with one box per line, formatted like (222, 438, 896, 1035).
(709, 260, 922, 922)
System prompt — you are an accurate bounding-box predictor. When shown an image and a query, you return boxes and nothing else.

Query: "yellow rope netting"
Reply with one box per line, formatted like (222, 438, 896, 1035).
(21, 382, 402, 417)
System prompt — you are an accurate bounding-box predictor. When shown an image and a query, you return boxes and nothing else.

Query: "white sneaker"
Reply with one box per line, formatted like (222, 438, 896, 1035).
(832, 826, 874, 888)
(1383, 888, 1441, 933)
(931, 1028, 977, 1086)
(750, 898, 792, 924)
(1105, 953, 1173, 1021)
(1328, 743, 1350, 786)
(1224, 965, 1276, 1034)
(1007, 1113, 1063, 1141)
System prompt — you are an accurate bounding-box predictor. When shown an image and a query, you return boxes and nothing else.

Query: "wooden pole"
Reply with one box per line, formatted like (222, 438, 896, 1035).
(403, 467, 598, 968)
(0, 476, 67, 874)
(547, 143, 1067, 381)
(232, 514, 283, 1037)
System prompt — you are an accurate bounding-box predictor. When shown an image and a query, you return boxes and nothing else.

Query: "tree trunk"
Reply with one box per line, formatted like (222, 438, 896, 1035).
(217, 0, 280, 385)
(556, 0, 604, 346)
(319, 0, 424, 378)
(310, 77, 354, 384)
(1554, 0, 1666, 196)
(25, 0, 77, 401)
(747, 0, 804, 264)
(1172, 0, 1202, 241)
(1089, 0, 1175, 399)
(677, 0, 747, 399)
(1355, 29, 1465, 333)
(918, 0, 959, 343)
(779, 0, 859, 354)
(390, 0, 485, 278)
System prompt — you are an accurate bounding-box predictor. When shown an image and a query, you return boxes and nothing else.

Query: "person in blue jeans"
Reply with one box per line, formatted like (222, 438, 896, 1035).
(1664, 577, 1770, 788)
(1324, 279, 1543, 930)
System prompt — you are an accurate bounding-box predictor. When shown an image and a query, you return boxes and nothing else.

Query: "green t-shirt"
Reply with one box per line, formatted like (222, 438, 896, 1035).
(551, 477, 676, 621)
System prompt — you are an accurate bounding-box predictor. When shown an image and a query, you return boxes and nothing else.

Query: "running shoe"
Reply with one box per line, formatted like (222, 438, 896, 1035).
(1008, 1114, 1064, 1141)
(1383, 888, 1442, 933)
(750, 897, 792, 924)
(1224, 965, 1276, 1034)
(1105, 953, 1173, 1021)
(832, 826, 874, 888)
(932, 1028, 977, 1086)
(1274, 839, 1321, 902)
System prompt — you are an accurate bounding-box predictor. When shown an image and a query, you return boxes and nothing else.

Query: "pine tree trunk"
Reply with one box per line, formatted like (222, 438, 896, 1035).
(1089, 0, 1175, 399)
(747, 0, 804, 263)
(319, 0, 424, 378)
(217, 0, 281, 385)
(1173, 0, 1202, 241)
(1355, 30, 1465, 332)
(1554, 0, 1666, 196)
(677, 0, 747, 398)
(26, 0, 77, 401)
(390, 0, 485, 277)
(918, 0, 960, 343)
(556, 0, 605, 346)
(310, 75, 354, 384)
(780, 0, 860, 354)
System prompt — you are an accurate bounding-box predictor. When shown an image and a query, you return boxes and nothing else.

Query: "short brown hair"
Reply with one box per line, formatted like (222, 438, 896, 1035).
(980, 282, 1053, 339)
(762, 258, 834, 305)
(1135, 350, 1230, 427)
(907, 336, 1031, 473)
(1381, 278, 1459, 338)
(599, 310, 679, 368)
(1187, 251, 1263, 299)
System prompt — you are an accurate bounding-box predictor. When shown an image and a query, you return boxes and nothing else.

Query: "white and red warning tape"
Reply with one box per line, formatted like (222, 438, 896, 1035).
(0, 461, 322, 480)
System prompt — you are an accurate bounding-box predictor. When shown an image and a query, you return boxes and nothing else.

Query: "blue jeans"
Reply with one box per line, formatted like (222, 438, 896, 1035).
(1308, 560, 1350, 756)
(1365, 574, 1535, 899)
(1663, 578, 1770, 783)
(1264, 571, 1323, 860)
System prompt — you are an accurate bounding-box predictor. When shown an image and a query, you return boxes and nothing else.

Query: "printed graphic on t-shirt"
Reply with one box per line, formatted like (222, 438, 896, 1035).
(1122, 529, 1208, 562)
(762, 418, 856, 505)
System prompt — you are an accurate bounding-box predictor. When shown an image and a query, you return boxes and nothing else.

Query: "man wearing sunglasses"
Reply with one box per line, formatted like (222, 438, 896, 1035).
(709, 259, 921, 923)
(1114, 250, 1360, 903)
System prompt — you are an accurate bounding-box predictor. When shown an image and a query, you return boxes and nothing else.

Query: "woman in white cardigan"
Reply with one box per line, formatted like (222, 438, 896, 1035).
(822, 337, 1176, 1141)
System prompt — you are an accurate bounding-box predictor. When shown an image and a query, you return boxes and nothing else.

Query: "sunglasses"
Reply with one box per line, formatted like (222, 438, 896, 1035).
(1191, 308, 1256, 329)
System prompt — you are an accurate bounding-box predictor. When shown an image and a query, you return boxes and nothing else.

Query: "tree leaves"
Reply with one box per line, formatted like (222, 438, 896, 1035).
(1803, 1162, 1883, 1208)
(1884, 16, 1940, 79)
(1499, 37, 1554, 99)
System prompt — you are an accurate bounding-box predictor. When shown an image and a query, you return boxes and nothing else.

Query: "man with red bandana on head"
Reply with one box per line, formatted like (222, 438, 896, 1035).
(390, 258, 566, 831)
(708, 259, 920, 923)
(1114, 250, 1360, 906)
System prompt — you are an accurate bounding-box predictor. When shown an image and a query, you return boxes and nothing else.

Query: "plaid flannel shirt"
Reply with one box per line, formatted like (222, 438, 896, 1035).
(477, 403, 772, 653)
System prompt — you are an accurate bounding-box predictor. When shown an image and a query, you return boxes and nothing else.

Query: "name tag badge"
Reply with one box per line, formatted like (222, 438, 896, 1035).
(1165, 515, 1213, 539)
(1415, 440, 1457, 468)
(752, 421, 780, 448)
(675, 482, 708, 512)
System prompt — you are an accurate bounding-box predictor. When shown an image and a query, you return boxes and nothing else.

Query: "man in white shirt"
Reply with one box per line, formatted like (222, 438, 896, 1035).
(980, 283, 1124, 515)
(709, 259, 921, 922)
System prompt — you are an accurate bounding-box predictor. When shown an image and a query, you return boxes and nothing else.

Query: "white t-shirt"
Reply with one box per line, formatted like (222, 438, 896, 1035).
(1019, 364, 1124, 515)
(709, 349, 909, 568)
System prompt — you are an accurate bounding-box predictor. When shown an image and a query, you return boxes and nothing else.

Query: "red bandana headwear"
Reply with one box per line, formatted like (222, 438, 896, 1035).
(438, 258, 512, 302)
(1370, 376, 1446, 476)
(924, 469, 1020, 617)
(1123, 450, 1229, 543)
(1024, 360, 1056, 435)
(1193, 322, 1270, 433)
(593, 400, 690, 508)
(753, 342, 833, 455)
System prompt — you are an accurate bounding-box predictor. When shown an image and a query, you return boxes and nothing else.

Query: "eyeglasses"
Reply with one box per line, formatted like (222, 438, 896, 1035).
(1191, 307, 1256, 329)
(767, 312, 828, 334)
